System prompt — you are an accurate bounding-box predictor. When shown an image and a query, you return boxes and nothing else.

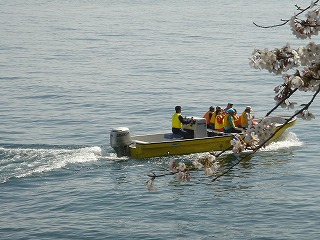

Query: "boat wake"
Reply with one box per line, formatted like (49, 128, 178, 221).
(0, 144, 113, 184)
(261, 131, 303, 152)
(0, 132, 302, 183)
(175, 131, 303, 162)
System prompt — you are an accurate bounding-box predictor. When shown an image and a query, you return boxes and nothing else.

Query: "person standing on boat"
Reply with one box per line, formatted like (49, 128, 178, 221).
(172, 106, 194, 139)
(203, 106, 215, 128)
(223, 108, 242, 133)
(240, 106, 254, 128)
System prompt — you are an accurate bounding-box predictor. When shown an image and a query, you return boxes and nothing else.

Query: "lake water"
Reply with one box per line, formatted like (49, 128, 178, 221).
(1, 0, 320, 239)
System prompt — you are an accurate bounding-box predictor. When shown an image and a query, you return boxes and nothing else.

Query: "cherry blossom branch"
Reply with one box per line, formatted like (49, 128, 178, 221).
(253, 1, 319, 28)
(265, 87, 298, 117)
(212, 85, 320, 182)
(146, 161, 192, 179)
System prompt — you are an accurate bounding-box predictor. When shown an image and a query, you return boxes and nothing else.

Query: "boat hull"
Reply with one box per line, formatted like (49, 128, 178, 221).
(130, 135, 234, 159)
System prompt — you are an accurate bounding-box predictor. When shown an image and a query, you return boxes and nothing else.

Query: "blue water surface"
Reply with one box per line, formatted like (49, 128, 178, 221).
(1, 0, 320, 239)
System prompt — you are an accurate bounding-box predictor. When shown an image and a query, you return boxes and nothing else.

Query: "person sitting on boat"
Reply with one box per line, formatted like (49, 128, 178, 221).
(232, 108, 241, 127)
(203, 106, 215, 128)
(223, 108, 242, 133)
(214, 108, 224, 132)
(240, 106, 255, 128)
(225, 102, 233, 110)
(210, 106, 221, 129)
(172, 106, 195, 139)
(223, 102, 233, 115)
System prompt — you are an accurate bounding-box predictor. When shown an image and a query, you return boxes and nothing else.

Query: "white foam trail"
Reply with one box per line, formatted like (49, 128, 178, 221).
(262, 131, 303, 152)
(0, 146, 104, 182)
(182, 131, 303, 159)
(99, 145, 130, 161)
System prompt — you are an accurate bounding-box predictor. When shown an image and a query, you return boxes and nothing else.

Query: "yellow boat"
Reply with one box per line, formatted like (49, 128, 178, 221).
(110, 116, 296, 159)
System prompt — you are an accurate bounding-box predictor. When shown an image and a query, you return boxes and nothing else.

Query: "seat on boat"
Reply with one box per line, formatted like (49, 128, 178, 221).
(164, 133, 183, 139)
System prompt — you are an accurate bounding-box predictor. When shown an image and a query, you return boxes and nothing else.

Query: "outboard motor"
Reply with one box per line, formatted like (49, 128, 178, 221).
(110, 127, 132, 157)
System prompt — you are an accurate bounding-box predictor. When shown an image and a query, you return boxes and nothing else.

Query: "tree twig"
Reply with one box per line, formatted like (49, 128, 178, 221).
(265, 88, 298, 117)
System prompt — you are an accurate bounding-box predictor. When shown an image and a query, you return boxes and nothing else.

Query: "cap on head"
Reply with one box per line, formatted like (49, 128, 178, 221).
(216, 106, 221, 110)
(245, 106, 252, 111)
(226, 108, 235, 114)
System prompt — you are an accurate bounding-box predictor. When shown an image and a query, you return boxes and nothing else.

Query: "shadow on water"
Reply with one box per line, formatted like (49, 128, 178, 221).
(218, 152, 254, 170)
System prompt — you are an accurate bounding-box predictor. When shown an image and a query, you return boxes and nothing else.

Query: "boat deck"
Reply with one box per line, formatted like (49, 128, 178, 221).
(131, 130, 233, 144)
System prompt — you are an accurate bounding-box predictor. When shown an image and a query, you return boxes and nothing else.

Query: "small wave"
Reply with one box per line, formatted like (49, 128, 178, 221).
(262, 131, 303, 152)
(0, 145, 104, 183)
(99, 145, 131, 161)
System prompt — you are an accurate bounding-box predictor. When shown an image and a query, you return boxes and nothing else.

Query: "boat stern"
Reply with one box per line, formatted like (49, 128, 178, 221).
(110, 127, 132, 157)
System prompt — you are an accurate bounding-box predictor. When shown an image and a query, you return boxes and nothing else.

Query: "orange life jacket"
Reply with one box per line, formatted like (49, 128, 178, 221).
(203, 110, 212, 125)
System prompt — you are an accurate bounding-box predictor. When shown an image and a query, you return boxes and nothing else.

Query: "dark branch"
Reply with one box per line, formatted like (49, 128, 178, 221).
(253, 20, 289, 29)
(253, 1, 320, 28)
(265, 87, 298, 117)
(147, 171, 176, 178)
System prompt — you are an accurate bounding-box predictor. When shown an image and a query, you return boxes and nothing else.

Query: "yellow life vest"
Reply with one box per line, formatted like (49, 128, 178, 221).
(240, 112, 251, 126)
(223, 114, 231, 127)
(223, 114, 235, 129)
(172, 113, 182, 129)
(210, 112, 217, 124)
(214, 114, 224, 129)
(234, 115, 241, 127)
(214, 114, 224, 130)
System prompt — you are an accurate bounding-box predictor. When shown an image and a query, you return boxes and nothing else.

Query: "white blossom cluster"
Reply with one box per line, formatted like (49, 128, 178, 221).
(230, 134, 246, 153)
(230, 118, 276, 153)
(295, 41, 320, 66)
(193, 154, 219, 176)
(273, 82, 299, 109)
(246, 118, 276, 143)
(144, 177, 156, 191)
(168, 160, 191, 181)
(250, 42, 320, 92)
(290, 4, 320, 39)
(250, 43, 299, 74)
(295, 109, 316, 120)
(250, 42, 320, 73)
(282, 73, 320, 93)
